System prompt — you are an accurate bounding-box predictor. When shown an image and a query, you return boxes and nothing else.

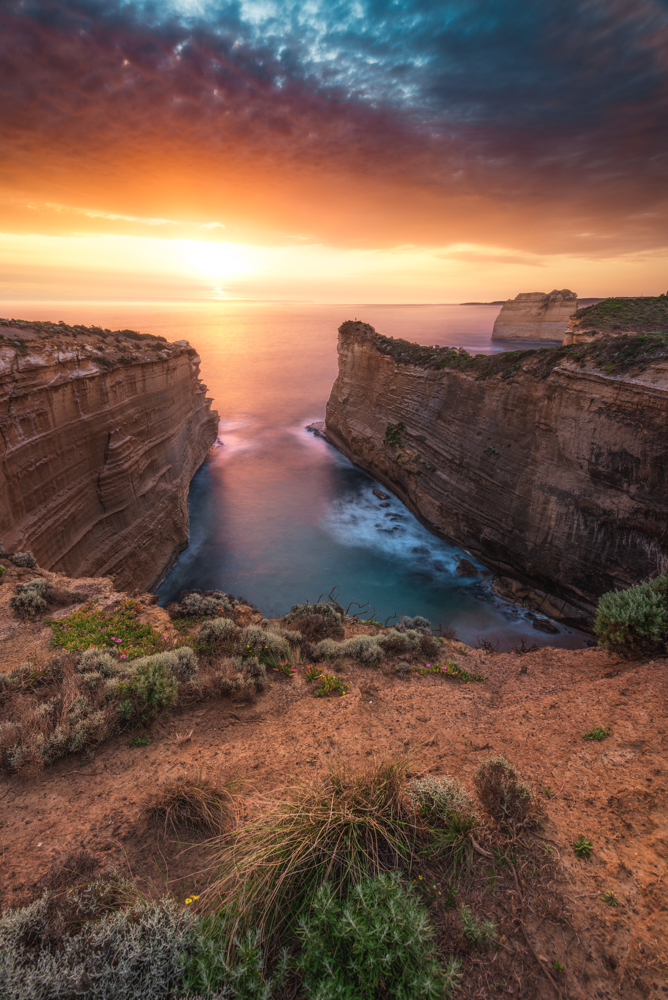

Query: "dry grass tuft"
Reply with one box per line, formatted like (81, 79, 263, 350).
(207, 756, 418, 936)
(147, 771, 240, 836)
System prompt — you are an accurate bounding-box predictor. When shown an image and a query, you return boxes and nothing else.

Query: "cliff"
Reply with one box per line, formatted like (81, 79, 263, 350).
(564, 294, 668, 345)
(492, 289, 577, 341)
(0, 318, 218, 592)
(325, 321, 668, 622)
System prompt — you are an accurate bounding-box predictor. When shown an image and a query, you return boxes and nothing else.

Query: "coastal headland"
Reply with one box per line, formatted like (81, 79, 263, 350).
(325, 319, 668, 624)
(0, 319, 218, 593)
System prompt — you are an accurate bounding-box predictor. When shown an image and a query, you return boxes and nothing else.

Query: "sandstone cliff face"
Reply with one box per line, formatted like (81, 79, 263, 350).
(325, 322, 668, 620)
(492, 289, 577, 341)
(0, 320, 218, 592)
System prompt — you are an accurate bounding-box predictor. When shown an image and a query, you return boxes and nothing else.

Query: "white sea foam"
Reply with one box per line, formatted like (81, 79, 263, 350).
(322, 477, 478, 584)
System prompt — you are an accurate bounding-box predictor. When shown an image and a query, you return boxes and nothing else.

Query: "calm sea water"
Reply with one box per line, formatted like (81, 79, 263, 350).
(4, 300, 589, 649)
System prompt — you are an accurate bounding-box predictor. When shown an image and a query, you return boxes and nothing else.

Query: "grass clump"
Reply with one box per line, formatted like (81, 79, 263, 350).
(48, 599, 169, 659)
(208, 758, 417, 937)
(148, 773, 238, 836)
(594, 575, 668, 658)
(474, 756, 531, 824)
(298, 872, 461, 999)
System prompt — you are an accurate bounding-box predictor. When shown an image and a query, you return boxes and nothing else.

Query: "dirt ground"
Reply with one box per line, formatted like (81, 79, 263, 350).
(0, 563, 667, 999)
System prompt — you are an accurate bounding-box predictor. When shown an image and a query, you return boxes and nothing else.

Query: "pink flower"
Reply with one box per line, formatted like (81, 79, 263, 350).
(121, 654, 127, 659)
(426, 663, 430, 668)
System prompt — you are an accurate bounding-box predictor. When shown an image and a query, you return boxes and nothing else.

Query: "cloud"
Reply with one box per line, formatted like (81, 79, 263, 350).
(0, 0, 667, 254)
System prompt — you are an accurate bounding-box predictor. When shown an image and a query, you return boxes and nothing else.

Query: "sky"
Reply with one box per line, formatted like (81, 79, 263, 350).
(1, 0, 667, 302)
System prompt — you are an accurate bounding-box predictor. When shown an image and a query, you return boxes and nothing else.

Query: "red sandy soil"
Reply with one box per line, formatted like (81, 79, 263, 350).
(0, 563, 667, 998)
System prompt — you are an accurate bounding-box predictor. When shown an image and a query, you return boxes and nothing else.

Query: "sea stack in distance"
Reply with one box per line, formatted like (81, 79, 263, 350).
(492, 289, 578, 341)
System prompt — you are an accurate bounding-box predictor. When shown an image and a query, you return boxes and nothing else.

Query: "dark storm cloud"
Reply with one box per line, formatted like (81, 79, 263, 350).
(1, 0, 667, 248)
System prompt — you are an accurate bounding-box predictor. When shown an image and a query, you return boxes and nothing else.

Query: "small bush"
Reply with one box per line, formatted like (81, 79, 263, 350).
(131, 647, 198, 682)
(9, 578, 51, 618)
(298, 872, 461, 999)
(242, 656, 267, 692)
(395, 614, 432, 634)
(408, 775, 478, 833)
(170, 590, 238, 619)
(594, 577, 668, 658)
(79, 648, 119, 678)
(0, 894, 193, 999)
(377, 628, 423, 657)
(284, 602, 345, 643)
(117, 661, 178, 724)
(474, 756, 531, 823)
(11, 551, 37, 569)
(238, 625, 290, 664)
(197, 616, 239, 654)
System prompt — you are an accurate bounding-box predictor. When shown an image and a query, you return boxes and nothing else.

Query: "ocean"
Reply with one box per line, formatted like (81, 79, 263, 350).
(4, 300, 590, 649)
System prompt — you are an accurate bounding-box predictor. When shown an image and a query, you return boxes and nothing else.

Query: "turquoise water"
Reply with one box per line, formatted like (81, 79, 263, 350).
(4, 300, 589, 649)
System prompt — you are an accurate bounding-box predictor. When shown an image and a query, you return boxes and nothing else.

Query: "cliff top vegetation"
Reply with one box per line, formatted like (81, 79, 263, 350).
(0, 317, 167, 343)
(340, 320, 668, 381)
(571, 293, 668, 333)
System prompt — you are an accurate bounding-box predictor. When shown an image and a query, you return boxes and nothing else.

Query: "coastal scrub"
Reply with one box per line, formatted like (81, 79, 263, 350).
(47, 600, 169, 659)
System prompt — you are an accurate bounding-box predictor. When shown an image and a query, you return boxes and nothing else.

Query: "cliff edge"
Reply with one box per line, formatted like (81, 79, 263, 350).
(325, 321, 668, 621)
(0, 318, 218, 592)
(492, 289, 577, 341)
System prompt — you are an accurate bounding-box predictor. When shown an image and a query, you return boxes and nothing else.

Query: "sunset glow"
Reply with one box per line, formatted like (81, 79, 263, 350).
(2, 0, 667, 302)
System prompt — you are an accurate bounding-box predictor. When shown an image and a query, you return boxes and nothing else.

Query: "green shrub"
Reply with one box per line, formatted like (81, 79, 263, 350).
(474, 756, 531, 823)
(0, 894, 193, 999)
(460, 904, 497, 945)
(298, 872, 461, 999)
(594, 577, 668, 658)
(117, 661, 178, 724)
(181, 915, 288, 998)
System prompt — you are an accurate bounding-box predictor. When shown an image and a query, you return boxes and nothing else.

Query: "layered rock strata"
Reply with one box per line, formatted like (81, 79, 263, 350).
(0, 319, 218, 592)
(492, 289, 577, 341)
(325, 321, 668, 622)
